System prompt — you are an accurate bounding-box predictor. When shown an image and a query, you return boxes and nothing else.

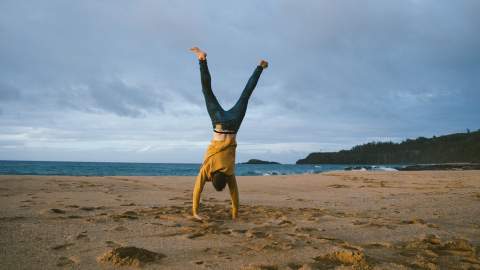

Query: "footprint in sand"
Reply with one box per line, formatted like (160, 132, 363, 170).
(112, 226, 128, 232)
(51, 243, 75, 250)
(0, 216, 25, 222)
(111, 210, 139, 221)
(400, 218, 426, 225)
(352, 220, 369, 226)
(80, 206, 105, 211)
(105, 240, 122, 248)
(120, 202, 136, 206)
(185, 231, 206, 239)
(362, 242, 392, 249)
(328, 184, 349, 188)
(50, 208, 66, 214)
(276, 219, 294, 226)
(240, 263, 278, 270)
(76, 231, 89, 240)
(56, 256, 77, 267)
(366, 221, 397, 229)
(246, 230, 269, 239)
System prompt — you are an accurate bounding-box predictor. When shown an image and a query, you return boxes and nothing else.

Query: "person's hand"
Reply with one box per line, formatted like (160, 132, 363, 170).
(259, 60, 268, 69)
(193, 213, 204, 221)
(190, 47, 207, 60)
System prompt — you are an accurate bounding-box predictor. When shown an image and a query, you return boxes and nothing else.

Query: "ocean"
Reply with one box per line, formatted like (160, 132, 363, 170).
(0, 160, 399, 176)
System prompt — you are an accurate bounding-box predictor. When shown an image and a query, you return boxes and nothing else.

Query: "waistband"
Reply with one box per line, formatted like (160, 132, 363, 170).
(214, 129, 237, 134)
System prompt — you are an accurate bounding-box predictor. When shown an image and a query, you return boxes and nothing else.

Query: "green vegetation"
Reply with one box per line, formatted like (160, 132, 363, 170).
(296, 130, 480, 164)
(242, 159, 280, 165)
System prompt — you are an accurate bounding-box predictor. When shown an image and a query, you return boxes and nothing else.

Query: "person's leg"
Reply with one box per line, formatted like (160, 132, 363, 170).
(230, 65, 264, 125)
(191, 47, 223, 122)
(199, 59, 223, 122)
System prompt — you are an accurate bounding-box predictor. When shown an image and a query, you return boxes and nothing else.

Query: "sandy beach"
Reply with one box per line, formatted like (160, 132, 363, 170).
(1, 171, 479, 269)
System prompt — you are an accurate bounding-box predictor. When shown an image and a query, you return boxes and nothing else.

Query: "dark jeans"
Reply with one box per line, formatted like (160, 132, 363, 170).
(199, 59, 263, 132)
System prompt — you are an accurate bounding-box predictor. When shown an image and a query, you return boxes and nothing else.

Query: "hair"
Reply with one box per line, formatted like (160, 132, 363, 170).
(211, 172, 230, 191)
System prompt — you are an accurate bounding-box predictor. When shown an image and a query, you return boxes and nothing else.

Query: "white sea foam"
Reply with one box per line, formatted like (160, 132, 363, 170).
(378, 167, 397, 171)
(371, 166, 398, 171)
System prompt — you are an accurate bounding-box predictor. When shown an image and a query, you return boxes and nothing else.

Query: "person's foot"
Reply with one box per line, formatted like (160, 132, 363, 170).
(259, 60, 268, 69)
(190, 47, 207, 60)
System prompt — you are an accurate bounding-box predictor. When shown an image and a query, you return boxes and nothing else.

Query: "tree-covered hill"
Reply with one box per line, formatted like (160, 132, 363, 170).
(296, 130, 480, 164)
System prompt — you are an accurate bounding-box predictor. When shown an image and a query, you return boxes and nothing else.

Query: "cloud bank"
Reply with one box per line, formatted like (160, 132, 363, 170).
(1, 0, 479, 163)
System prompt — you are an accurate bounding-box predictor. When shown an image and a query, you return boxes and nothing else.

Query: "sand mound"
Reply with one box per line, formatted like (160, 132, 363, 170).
(98, 246, 166, 267)
(396, 235, 480, 269)
(56, 256, 76, 267)
(314, 247, 370, 269)
(240, 264, 278, 270)
(441, 239, 475, 252)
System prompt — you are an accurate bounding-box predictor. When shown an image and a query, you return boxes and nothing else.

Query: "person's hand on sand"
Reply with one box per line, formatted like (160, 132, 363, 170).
(259, 60, 268, 69)
(192, 213, 204, 221)
(190, 47, 207, 60)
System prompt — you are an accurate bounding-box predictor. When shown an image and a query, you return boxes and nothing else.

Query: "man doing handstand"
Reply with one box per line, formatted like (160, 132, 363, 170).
(190, 47, 268, 220)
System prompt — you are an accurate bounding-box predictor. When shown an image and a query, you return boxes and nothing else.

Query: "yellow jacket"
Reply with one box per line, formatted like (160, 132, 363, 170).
(192, 137, 239, 218)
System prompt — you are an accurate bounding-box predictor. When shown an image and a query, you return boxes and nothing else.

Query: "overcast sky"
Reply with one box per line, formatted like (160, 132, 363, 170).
(1, 1, 479, 163)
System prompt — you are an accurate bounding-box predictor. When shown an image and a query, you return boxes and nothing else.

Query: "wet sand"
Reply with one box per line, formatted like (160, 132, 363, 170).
(0, 171, 479, 269)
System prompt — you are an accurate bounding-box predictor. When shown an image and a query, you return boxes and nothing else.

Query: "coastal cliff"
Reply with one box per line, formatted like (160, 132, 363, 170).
(297, 130, 480, 164)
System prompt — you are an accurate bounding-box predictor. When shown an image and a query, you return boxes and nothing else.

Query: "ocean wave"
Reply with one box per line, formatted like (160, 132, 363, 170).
(261, 171, 287, 176)
(344, 165, 398, 172)
(1, 161, 397, 176)
(371, 166, 398, 171)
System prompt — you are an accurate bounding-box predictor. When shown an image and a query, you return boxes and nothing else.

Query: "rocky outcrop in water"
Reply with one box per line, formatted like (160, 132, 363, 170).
(242, 159, 280, 165)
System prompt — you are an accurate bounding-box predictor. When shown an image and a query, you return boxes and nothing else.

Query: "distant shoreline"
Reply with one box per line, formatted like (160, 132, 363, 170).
(297, 130, 480, 165)
(396, 163, 480, 171)
(1, 160, 479, 177)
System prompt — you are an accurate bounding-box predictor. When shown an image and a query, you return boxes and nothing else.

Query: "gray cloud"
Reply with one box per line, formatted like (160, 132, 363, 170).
(0, 0, 479, 163)
(0, 82, 21, 101)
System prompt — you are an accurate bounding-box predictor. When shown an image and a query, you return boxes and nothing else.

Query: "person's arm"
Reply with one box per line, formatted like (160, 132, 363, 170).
(192, 168, 208, 220)
(227, 176, 239, 219)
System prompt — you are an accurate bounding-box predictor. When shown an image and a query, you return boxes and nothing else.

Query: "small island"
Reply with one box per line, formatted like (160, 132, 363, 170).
(242, 159, 280, 165)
